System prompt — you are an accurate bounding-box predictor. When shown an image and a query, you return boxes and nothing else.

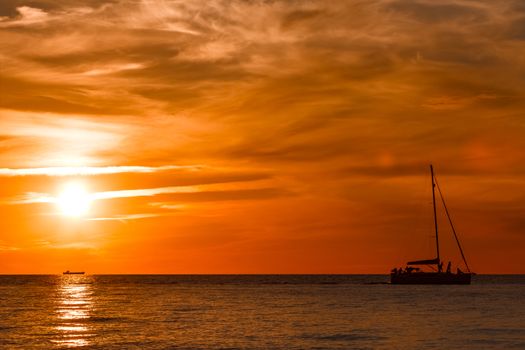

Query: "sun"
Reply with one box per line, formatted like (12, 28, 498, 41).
(56, 182, 92, 217)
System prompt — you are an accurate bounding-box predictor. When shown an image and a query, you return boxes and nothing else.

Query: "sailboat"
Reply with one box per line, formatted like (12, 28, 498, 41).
(390, 165, 474, 285)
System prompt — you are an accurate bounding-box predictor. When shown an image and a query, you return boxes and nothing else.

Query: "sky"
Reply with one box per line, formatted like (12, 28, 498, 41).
(1, 0, 524, 273)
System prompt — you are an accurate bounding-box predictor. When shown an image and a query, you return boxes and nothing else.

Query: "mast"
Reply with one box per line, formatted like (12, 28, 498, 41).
(430, 164, 440, 263)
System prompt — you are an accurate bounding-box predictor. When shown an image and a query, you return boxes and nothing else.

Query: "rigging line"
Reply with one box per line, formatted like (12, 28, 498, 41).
(434, 177, 471, 273)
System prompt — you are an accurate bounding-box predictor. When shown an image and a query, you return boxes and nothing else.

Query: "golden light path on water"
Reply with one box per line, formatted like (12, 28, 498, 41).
(53, 276, 94, 347)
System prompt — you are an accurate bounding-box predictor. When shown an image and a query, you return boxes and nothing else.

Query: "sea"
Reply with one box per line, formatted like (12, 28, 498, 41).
(0, 275, 523, 349)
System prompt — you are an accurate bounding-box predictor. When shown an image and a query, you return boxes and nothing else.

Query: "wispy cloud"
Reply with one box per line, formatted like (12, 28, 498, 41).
(35, 240, 97, 249)
(7, 192, 55, 204)
(0, 165, 200, 177)
(92, 185, 200, 200)
(0, 243, 19, 251)
(5, 186, 197, 205)
(86, 213, 171, 222)
(6, 179, 279, 205)
(82, 63, 146, 76)
(0, 109, 127, 167)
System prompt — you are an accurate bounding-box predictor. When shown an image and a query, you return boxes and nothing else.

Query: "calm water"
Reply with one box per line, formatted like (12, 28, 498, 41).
(0, 275, 524, 349)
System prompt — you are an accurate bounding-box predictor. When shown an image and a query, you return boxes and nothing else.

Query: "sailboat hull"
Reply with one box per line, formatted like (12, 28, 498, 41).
(390, 272, 472, 285)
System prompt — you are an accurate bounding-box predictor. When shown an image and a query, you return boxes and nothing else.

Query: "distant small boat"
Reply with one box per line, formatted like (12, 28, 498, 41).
(63, 270, 85, 275)
(390, 165, 474, 285)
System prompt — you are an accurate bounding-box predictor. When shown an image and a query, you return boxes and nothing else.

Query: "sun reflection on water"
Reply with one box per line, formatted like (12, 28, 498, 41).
(54, 275, 94, 347)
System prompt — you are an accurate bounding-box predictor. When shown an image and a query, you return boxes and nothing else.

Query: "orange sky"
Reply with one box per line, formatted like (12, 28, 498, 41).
(1, 0, 524, 273)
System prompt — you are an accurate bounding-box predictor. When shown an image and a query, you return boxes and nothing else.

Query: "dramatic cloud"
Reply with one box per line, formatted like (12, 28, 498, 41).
(1, 0, 524, 273)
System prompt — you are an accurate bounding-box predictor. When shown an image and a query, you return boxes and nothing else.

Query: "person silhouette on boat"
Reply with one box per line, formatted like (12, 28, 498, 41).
(446, 261, 452, 274)
(405, 266, 416, 274)
(438, 262, 443, 273)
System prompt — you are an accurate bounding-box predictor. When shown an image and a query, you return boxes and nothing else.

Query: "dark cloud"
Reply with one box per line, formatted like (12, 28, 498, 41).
(337, 161, 525, 179)
(1, 76, 125, 115)
(152, 187, 292, 203)
(281, 9, 325, 30)
(508, 16, 525, 40)
(385, 0, 488, 23)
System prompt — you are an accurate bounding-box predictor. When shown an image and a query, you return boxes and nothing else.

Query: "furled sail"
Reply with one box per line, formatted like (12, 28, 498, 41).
(407, 258, 440, 265)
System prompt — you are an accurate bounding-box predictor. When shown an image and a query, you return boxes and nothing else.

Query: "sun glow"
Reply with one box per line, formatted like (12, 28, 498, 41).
(57, 182, 92, 217)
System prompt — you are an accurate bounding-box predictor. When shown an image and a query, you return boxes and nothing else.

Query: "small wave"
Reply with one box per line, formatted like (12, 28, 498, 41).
(172, 307, 207, 313)
(301, 332, 387, 342)
(90, 316, 123, 323)
(471, 327, 524, 335)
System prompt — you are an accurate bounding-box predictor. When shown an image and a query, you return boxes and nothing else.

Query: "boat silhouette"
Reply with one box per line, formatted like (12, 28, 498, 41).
(63, 270, 85, 275)
(390, 165, 474, 285)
